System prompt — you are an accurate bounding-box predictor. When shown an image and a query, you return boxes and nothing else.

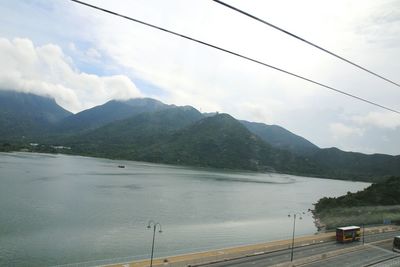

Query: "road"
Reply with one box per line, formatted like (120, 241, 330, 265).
(302, 240, 400, 267)
(200, 231, 400, 267)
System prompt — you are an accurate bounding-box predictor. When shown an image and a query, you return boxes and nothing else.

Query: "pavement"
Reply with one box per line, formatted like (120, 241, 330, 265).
(202, 231, 400, 267)
(105, 225, 400, 267)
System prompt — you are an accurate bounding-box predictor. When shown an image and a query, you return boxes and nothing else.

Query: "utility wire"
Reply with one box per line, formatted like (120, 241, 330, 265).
(70, 0, 400, 115)
(213, 0, 400, 88)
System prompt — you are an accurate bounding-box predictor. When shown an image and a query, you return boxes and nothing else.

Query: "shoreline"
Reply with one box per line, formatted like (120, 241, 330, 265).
(312, 205, 400, 230)
(0, 149, 373, 184)
(311, 210, 327, 232)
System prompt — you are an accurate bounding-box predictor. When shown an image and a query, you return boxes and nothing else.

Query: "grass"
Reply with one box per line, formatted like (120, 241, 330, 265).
(316, 205, 400, 229)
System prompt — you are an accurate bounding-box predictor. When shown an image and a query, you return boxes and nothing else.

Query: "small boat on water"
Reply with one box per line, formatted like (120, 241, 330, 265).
(118, 165, 125, 168)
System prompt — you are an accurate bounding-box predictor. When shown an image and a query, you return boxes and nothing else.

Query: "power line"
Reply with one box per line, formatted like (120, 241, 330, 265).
(213, 0, 400, 88)
(69, 0, 400, 115)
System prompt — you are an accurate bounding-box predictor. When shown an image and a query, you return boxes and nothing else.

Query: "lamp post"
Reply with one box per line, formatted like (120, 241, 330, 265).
(288, 212, 305, 262)
(362, 223, 365, 245)
(147, 220, 162, 267)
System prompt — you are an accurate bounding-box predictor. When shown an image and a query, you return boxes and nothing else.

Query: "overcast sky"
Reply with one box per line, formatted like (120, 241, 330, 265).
(0, 0, 399, 155)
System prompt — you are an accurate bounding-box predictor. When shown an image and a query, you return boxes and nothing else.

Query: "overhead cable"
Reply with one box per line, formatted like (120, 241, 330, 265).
(213, 0, 400, 88)
(70, 0, 400, 115)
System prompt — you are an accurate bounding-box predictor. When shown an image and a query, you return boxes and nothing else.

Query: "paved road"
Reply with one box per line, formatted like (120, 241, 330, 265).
(202, 231, 400, 267)
(303, 240, 400, 267)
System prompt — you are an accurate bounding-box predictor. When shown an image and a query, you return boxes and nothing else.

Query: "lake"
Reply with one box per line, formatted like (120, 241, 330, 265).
(0, 152, 369, 266)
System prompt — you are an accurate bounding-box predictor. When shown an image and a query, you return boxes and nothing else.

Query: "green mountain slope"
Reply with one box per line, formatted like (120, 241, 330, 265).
(66, 106, 204, 158)
(0, 90, 71, 140)
(309, 148, 400, 182)
(134, 114, 319, 173)
(241, 120, 319, 154)
(56, 98, 169, 134)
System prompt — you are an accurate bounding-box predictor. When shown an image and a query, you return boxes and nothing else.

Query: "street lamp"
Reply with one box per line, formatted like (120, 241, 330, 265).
(147, 220, 162, 267)
(362, 223, 365, 245)
(288, 212, 305, 262)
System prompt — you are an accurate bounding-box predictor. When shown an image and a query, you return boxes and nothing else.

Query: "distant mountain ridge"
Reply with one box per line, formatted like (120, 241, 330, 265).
(54, 98, 169, 134)
(133, 113, 320, 173)
(1, 90, 399, 182)
(0, 90, 71, 139)
(69, 105, 205, 159)
(310, 147, 400, 181)
(241, 120, 319, 155)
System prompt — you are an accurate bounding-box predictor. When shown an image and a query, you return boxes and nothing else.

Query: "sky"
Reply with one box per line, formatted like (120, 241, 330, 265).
(0, 0, 399, 155)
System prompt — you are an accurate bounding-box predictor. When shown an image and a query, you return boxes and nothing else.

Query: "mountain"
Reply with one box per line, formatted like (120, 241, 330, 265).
(0, 90, 71, 140)
(241, 121, 400, 181)
(309, 148, 400, 181)
(129, 114, 320, 173)
(63, 109, 400, 181)
(55, 98, 169, 134)
(241, 120, 319, 155)
(1, 90, 400, 182)
(66, 106, 204, 158)
(66, 111, 318, 173)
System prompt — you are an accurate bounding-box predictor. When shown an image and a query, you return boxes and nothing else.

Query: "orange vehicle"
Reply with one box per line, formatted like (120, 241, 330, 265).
(336, 226, 361, 243)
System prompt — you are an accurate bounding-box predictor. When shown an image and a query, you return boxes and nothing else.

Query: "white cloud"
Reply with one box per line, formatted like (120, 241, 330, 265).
(0, 37, 141, 113)
(74, 1, 324, 106)
(329, 122, 364, 139)
(352, 112, 400, 129)
(76, 0, 399, 116)
(68, 43, 102, 63)
(86, 47, 101, 60)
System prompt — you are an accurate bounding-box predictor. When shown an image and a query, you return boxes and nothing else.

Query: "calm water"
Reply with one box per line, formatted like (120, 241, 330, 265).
(0, 152, 369, 266)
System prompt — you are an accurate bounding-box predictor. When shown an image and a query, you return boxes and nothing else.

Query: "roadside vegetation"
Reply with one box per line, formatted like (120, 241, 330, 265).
(313, 176, 400, 229)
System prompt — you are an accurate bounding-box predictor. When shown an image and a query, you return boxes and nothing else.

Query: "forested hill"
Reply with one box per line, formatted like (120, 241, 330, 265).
(241, 120, 319, 155)
(308, 148, 400, 182)
(0, 90, 71, 139)
(313, 177, 400, 228)
(55, 98, 169, 134)
(1, 91, 400, 182)
(125, 113, 320, 173)
(315, 176, 400, 212)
